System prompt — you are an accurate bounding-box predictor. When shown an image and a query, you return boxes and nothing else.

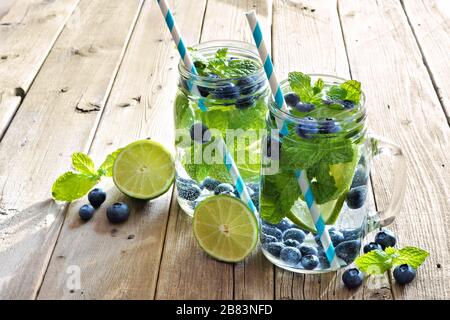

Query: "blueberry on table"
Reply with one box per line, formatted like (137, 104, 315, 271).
(335, 240, 361, 264)
(177, 182, 201, 201)
(351, 164, 368, 188)
(264, 242, 285, 258)
(190, 122, 211, 144)
(280, 247, 302, 265)
(214, 183, 234, 195)
(330, 229, 345, 246)
(261, 234, 278, 245)
(282, 228, 306, 243)
(346, 186, 368, 209)
(106, 202, 130, 223)
(374, 229, 397, 249)
(363, 242, 383, 253)
(200, 177, 221, 191)
(212, 82, 240, 100)
(301, 254, 319, 270)
(236, 97, 255, 109)
(294, 102, 315, 113)
(393, 264, 416, 285)
(284, 93, 300, 107)
(79, 204, 95, 221)
(88, 188, 106, 208)
(342, 268, 364, 289)
(284, 239, 302, 250)
(262, 225, 283, 241)
(237, 77, 257, 95)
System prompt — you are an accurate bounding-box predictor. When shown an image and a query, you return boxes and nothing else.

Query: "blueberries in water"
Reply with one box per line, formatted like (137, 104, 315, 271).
(318, 249, 331, 269)
(346, 186, 367, 209)
(374, 229, 397, 249)
(299, 245, 318, 257)
(177, 177, 196, 185)
(339, 100, 355, 109)
(296, 117, 318, 139)
(335, 240, 361, 264)
(301, 254, 319, 270)
(212, 82, 240, 100)
(343, 228, 363, 241)
(177, 183, 201, 201)
(294, 102, 315, 113)
(280, 247, 302, 265)
(363, 242, 383, 253)
(268, 220, 292, 233)
(265, 242, 285, 258)
(214, 183, 234, 195)
(284, 239, 302, 250)
(198, 73, 220, 97)
(237, 77, 257, 95)
(88, 188, 106, 208)
(393, 264, 416, 285)
(330, 229, 345, 246)
(342, 268, 364, 289)
(261, 234, 278, 245)
(106, 202, 130, 223)
(236, 97, 255, 109)
(234, 185, 254, 198)
(250, 192, 259, 210)
(320, 118, 341, 134)
(246, 183, 260, 194)
(200, 177, 221, 191)
(262, 225, 283, 241)
(283, 228, 306, 244)
(351, 164, 368, 188)
(284, 93, 300, 107)
(190, 122, 211, 144)
(79, 204, 95, 221)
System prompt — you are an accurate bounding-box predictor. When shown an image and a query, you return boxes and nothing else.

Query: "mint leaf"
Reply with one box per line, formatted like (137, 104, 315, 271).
(216, 48, 228, 60)
(308, 162, 338, 204)
(288, 72, 314, 102)
(226, 59, 260, 77)
(326, 80, 362, 104)
(72, 152, 96, 175)
(52, 172, 99, 201)
(98, 148, 123, 177)
(326, 86, 347, 101)
(313, 78, 324, 95)
(355, 250, 393, 274)
(392, 246, 429, 269)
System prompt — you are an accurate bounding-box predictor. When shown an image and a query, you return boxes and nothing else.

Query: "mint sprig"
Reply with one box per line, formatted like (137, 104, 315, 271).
(52, 149, 122, 201)
(326, 80, 362, 104)
(355, 246, 429, 275)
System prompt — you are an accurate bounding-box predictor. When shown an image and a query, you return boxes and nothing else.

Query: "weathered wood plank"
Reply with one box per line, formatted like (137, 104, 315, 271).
(0, 0, 144, 299)
(401, 0, 450, 123)
(272, 0, 392, 300)
(338, 0, 450, 300)
(0, 0, 80, 139)
(38, 0, 207, 300)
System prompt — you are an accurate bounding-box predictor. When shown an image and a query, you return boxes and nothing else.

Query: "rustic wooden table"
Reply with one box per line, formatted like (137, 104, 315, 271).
(0, 0, 449, 300)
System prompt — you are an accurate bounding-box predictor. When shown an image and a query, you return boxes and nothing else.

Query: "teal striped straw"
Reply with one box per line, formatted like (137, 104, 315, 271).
(156, 0, 257, 216)
(246, 11, 340, 269)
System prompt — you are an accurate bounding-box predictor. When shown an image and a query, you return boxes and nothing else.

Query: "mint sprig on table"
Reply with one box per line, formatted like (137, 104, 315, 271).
(355, 246, 429, 275)
(52, 149, 122, 201)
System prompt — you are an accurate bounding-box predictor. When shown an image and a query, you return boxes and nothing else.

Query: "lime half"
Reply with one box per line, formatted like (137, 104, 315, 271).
(193, 195, 258, 262)
(113, 140, 175, 200)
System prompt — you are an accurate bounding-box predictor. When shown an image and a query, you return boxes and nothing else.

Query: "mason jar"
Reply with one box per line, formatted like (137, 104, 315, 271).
(259, 74, 406, 273)
(174, 40, 270, 216)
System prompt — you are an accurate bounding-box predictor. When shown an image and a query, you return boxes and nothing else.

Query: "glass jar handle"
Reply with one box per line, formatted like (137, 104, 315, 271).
(367, 134, 407, 232)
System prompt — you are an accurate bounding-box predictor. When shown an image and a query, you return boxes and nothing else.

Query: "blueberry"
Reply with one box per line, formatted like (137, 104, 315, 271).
(319, 118, 341, 134)
(294, 102, 315, 113)
(250, 192, 259, 210)
(363, 242, 383, 253)
(200, 177, 221, 191)
(318, 249, 331, 269)
(284, 93, 300, 107)
(237, 77, 257, 95)
(346, 186, 367, 209)
(214, 183, 234, 195)
(106, 202, 130, 223)
(177, 177, 196, 185)
(335, 240, 361, 264)
(236, 96, 255, 109)
(299, 245, 318, 256)
(268, 220, 292, 232)
(301, 254, 319, 270)
(234, 185, 254, 198)
(261, 234, 278, 245)
(330, 229, 345, 246)
(283, 228, 306, 243)
(343, 228, 363, 241)
(190, 122, 211, 144)
(177, 183, 201, 201)
(351, 165, 368, 188)
(284, 239, 302, 250)
(88, 188, 106, 208)
(79, 204, 95, 221)
(295, 117, 318, 139)
(374, 229, 397, 249)
(198, 73, 220, 97)
(342, 268, 364, 289)
(339, 100, 355, 109)
(265, 242, 285, 257)
(246, 183, 260, 194)
(280, 247, 302, 265)
(212, 82, 240, 100)
(262, 225, 283, 241)
(393, 264, 416, 285)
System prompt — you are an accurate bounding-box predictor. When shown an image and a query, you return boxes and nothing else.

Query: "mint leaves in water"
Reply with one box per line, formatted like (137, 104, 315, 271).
(52, 149, 122, 201)
(355, 246, 429, 275)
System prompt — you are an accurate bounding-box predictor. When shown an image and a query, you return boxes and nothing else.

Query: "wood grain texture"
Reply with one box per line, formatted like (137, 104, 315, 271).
(338, 0, 450, 300)
(401, 0, 450, 123)
(37, 0, 207, 300)
(272, 0, 392, 300)
(0, 0, 80, 139)
(0, 0, 143, 299)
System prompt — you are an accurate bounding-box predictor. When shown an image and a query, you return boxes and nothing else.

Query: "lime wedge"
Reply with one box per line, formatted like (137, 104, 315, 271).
(193, 195, 258, 262)
(113, 140, 175, 200)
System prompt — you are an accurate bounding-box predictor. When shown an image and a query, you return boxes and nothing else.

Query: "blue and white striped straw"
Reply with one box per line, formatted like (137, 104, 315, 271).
(246, 11, 340, 269)
(156, 0, 258, 217)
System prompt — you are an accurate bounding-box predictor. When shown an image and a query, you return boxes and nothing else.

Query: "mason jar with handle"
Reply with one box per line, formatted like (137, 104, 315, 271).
(259, 74, 406, 273)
